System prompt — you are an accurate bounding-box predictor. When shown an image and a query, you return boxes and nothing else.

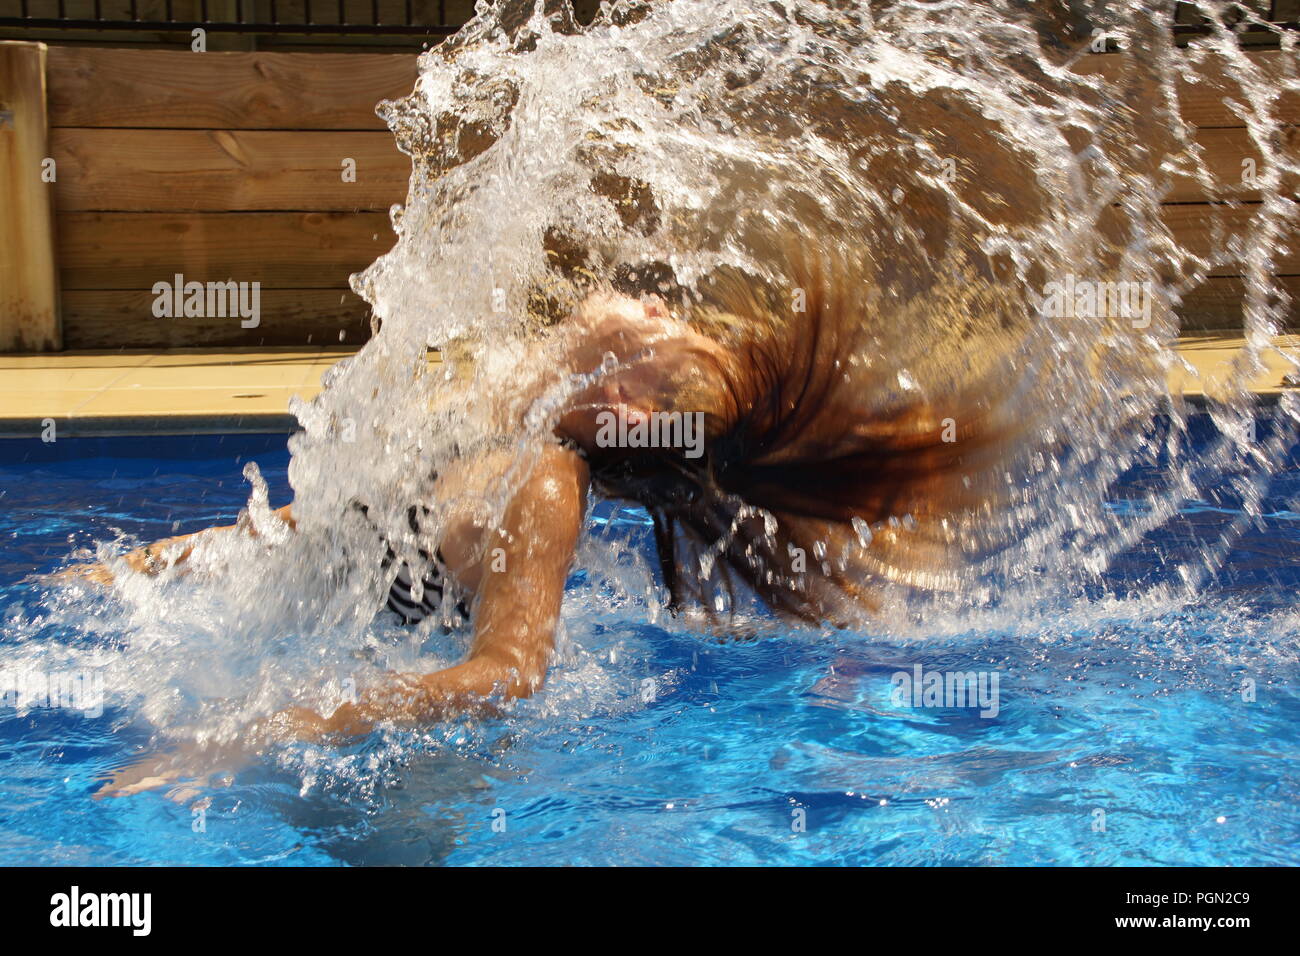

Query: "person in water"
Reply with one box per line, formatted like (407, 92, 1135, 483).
(82, 248, 1027, 791)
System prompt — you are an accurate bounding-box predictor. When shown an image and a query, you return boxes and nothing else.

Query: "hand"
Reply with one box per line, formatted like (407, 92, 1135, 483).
(39, 545, 163, 590)
(94, 737, 251, 800)
(94, 700, 381, 800)
(94, 665, 514, 798)
(95, 700, 342, 800)
(35, 562, 115, 588)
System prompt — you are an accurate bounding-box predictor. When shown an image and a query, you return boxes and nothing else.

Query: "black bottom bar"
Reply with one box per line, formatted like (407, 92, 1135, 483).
(1, 865, 1287, 940)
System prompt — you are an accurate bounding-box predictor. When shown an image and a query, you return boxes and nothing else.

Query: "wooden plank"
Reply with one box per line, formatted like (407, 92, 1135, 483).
(1072, 49, 1299, 127)
(1165, 125, 1300, 202)
(41, 45, 1295, 132)
(60, 289, 372, 349)
(1178, 275, 1300, 331)
(45, 48, 418, 130)
(46, 113, 1285, 215)
(0, 29, 433, 55)
(57, 211, 394, 289)
(50, 129, 410, 212)
(52, 203, 1297, 291)
(56, 279, 1300, 347)
(0, 41, 60, 352)
(1160, 202, 1300, 276)
(58, 277, 1300, 346)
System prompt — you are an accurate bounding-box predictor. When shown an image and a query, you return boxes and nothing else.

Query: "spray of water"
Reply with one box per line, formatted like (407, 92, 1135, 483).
(13, 0, 1300, 757)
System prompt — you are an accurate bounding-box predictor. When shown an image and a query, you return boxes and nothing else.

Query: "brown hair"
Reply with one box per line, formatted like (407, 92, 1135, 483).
(585, 244, 1033, 626)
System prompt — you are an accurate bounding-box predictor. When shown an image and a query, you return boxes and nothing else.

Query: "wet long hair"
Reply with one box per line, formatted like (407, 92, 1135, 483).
(584, 245, 1036, 626)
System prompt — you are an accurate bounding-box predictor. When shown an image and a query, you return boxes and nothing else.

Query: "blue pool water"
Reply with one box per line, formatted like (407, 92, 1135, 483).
(1, 422, 1297, 866)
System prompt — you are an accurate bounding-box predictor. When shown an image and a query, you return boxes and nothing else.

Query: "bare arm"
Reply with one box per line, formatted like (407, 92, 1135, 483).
(70, 504, 295, 584)
(97, 448, 589, 796)
(287, 443, 590, 736)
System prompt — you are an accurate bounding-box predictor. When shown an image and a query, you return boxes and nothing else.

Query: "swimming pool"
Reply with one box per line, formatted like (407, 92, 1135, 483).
(1, 419, 1297, 866)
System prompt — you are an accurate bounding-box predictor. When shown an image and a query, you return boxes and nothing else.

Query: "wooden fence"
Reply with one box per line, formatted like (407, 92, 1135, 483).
(0, 40, 1297, 352)
(39, 44, 415, 349)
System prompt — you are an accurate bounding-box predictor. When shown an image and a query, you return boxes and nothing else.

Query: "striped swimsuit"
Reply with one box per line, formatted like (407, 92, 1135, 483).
(368, 440, 585, 626)
(352, 499, 471, 627)
(385, 548, 471, 625)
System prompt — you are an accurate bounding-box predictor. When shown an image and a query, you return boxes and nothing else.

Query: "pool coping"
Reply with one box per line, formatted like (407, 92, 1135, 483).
(0, 346, 350, 439)
(0, 336, 1296, 438)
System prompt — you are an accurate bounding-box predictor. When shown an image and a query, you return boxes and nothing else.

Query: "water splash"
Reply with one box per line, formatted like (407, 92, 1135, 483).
(311, 0, 1298, 607)
(14, 0, 1300, 752)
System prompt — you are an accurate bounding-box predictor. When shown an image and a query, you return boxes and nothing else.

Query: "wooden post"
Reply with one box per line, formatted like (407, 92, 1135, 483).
(0, 41, 60, 352)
